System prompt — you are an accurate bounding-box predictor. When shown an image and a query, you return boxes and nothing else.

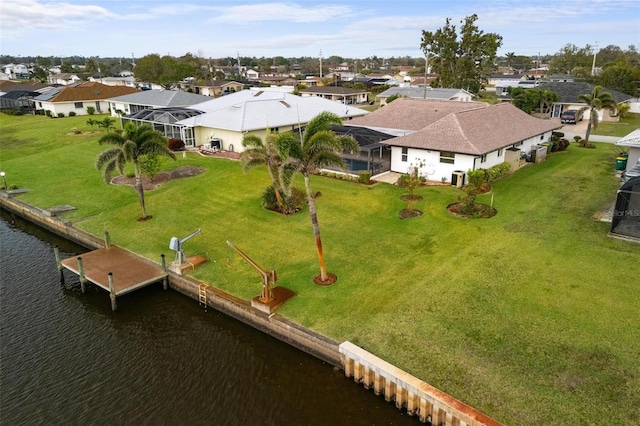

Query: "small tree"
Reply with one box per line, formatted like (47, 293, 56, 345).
(86, 106, 96, 115)
(578, 85, 617, 143)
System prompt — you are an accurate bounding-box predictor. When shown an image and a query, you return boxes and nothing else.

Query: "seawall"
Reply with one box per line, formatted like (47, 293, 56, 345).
(1, 194, 502, 425)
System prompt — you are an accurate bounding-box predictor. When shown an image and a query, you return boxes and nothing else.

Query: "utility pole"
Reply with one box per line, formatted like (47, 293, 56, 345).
(591, 41, 599, 76)
(319, 49, 323, 78)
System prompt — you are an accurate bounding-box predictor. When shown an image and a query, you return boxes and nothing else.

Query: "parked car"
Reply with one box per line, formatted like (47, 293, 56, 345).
(560, 109, 583, 124)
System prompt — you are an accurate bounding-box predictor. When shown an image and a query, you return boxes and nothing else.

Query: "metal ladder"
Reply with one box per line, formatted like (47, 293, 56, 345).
(198, 284, 207, 308)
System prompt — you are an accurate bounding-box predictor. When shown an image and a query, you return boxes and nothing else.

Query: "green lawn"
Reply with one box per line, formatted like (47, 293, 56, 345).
(593, 112, 640, 137)
(1, 113, 639, 425)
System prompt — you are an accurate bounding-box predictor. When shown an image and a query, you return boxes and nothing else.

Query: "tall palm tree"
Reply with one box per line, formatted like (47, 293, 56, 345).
(96, 122, 176, 220)
(577, 85, 617, 143)
(277, 112, 359, 284)
(241, 132, 293, 210)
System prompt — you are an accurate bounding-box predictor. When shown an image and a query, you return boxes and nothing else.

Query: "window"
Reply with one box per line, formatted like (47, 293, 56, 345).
(540, 135, 544, 140)
(74, 102, 83, 108)
(401, 147, 408, 162)
(513, 142, 523, 148)
(440, 151, 455, 164)
(498, 148, 504, 157)
(480, 154, 487, 163)
(269, 127, 279, 133)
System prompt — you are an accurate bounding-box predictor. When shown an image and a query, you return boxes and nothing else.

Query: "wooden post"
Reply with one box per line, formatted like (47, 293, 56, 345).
(108, 272, 117, 311)
(161, 254, 168, 290)
(53, 246, 64, 284)
(77, 256, 86, 294)
(104, 231, 111, 248)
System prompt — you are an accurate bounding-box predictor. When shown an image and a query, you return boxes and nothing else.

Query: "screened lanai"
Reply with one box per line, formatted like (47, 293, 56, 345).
(610, 176, 640, 240)
(332, 125, 394, 175)
(120, 107, 205, 147)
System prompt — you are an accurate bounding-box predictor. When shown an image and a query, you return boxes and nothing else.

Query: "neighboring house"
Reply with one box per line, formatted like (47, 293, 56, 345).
(107, 89, 211, 117)
(298, 86, 369, 104)
(245, 69, 260, 80)
(89, 75, 137, 88)
(616, 128, 640, 173)
(2, 63, 30, 79)
(343, 98, 561, 181)
(178, 79, 245, 97)
(495, 79, 539, 98)
(33, 82, 138, 116)
(0, 81, 51, 111)
(376, 86, 473, 106)
(161, 90, 369, 151)
(47, 73, 81, 85)
(538, 82, 633, 120)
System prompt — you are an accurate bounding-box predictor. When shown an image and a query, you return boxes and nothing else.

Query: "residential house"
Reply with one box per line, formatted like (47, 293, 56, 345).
(616, 128, 640, 174)
(178, 79, 245, 97)
(0, 81, 53, 111)
(298, 86, 369, 104)
(342, 98, 561, 181)
(538, 81, 633, 119)
(163, 90, 369, 151)
(107, 89, 211, 117)
(33, 82, 138, 116)
(89, 75, 137, 88)
(376, 86, 473, 106)
(2, 63, 30, 79)
(47, 73, 81, 85)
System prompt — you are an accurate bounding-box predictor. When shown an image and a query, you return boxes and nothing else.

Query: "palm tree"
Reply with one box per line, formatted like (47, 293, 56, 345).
(277, 112, 359, 284)
(96, 122, 176, 220)
(241, 132, 294, 211)
(577, 85, 617, 143)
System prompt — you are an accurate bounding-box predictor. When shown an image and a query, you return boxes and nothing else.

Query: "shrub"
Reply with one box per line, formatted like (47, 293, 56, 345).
(467, 169, 485, 192)
(573, 135, 582, 143)
(139, 153, 160, 180)
(1, 109, 24, 116)
(262, 186, 305, 214)
(68, 111, 76, 117)
(552, 131, 565, 139)
(556, 139, 570, 152)
(168, 138, 186, 151)
(486, 162, 511, 182)
(358, 171, 371, 184)
(86, 106, 96, 115)
(45, 110, 52, 117)
(57, 112, 65, 118)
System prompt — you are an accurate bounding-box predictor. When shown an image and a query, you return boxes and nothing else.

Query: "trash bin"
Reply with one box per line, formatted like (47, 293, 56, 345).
(541, 142, 550, 153)
(615, 157, 628, 170)
(451, 170, 465, 188)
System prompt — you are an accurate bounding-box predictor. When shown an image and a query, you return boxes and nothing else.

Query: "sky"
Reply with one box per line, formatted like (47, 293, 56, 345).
(1, 0, 639, 61)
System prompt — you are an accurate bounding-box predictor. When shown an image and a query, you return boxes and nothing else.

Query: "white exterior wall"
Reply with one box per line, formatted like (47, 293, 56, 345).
(109, 101, 132, 116)
(37, 100, 109, 116)
(195, 125, 300, 153)
(389, 131, 552, 182)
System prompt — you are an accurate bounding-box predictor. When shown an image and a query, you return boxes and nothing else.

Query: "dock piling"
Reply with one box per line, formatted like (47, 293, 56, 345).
(53, 246, 64, 284)
(104, 231, 111, 248)
(161, 254, 168, 290)
(108, 272, 117, 311)
(77, 256, 86, 294)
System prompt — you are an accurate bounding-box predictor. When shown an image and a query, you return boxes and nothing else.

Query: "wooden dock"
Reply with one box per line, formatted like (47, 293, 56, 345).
(57, 244, 168, 311)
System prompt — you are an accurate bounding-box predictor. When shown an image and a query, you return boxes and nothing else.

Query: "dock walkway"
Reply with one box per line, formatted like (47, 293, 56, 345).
(59, 245, 168, 310)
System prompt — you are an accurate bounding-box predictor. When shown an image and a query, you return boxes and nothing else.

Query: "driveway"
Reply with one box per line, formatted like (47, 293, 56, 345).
(552, 117, 620, 144)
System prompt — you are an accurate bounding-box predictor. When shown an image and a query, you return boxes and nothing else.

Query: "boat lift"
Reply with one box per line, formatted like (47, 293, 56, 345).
(169, 229, 201, 265)
(226, 240, 295, 313)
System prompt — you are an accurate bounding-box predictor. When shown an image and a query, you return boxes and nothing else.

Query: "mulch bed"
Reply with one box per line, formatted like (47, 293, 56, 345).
(447, 202, 497, 219)
(111, 165, 205, 190)
(399, 209, 423, 219)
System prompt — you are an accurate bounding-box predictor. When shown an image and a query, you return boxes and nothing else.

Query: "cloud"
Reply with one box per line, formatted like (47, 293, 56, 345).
(214, 2, 356, 23)
(0, 0, 115, 35)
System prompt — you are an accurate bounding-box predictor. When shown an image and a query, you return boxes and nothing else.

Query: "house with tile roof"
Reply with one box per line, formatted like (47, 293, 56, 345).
(106, 89, 211, 117)
(47, 73, 81, 86)
(343, 98, 561, 181)
(33, 82, 138, 116)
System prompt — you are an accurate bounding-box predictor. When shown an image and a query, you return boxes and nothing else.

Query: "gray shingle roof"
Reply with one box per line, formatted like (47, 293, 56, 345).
(107, 89, 211, 107)
(538, 82, 633, 103)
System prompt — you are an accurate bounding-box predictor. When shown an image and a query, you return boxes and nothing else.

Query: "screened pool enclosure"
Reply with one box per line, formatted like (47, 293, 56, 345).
(120, 107, 204, 147)
(610, 176, 640, 240)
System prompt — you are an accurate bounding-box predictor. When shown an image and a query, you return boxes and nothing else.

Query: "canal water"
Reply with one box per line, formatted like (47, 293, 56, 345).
(0, 211, 419, 426)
